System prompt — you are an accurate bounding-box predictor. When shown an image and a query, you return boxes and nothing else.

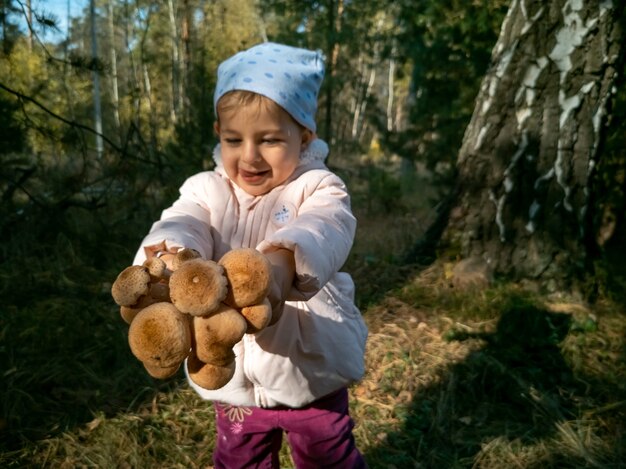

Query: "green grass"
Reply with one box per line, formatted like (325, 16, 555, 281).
(1, 183, 625, 468)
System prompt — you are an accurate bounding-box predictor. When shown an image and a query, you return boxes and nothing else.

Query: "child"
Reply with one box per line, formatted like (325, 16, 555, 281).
(133, 42, 368, 468)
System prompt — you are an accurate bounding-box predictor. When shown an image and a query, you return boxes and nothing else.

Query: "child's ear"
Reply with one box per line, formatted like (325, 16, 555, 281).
(301, 129, 314, 149)
(213, 122, 220, 136)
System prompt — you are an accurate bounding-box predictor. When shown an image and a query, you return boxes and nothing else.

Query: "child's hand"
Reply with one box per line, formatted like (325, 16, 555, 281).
(264, 248, 295, 322)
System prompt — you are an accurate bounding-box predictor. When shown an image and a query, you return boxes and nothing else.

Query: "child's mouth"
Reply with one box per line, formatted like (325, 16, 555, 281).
(239, 168, 269, 182)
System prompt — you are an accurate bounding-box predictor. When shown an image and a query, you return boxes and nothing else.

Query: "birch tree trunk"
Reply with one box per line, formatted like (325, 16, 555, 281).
(89, 0, 104, 157)
(387, 46, 396, 133)
(181, 0, 192, 116)
(108, 0, 120, 132)
(168, 0, 180, 124)
(441, 0, 624, 288)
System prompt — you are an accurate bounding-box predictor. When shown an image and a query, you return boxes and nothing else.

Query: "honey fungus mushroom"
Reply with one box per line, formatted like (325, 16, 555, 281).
(119, 295, 160, 325)
(169, 259, 228, 316)
(240, 298, 273, 333)
(143, 361, 182, 380)
(128, 302, 191, 371)
(172, 248, 201, 270)
(112, 260, 172, 325)
(113, 246, 275, 386)
(111, 265, 151, 307)
(142, 256, 171, 282)
(219, 248, 272, 308)
(193, 305, 247, 365)
(187, 352, 236, 390)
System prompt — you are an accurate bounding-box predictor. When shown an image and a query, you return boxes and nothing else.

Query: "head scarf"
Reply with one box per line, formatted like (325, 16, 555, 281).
(214, 42, 325, 132)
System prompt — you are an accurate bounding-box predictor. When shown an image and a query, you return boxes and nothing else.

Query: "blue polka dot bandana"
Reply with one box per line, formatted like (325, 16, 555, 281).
(214, 42, 325, 132)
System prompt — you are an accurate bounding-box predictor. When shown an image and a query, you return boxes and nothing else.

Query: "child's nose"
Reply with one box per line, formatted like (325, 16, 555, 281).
(241, 142, 260, 163)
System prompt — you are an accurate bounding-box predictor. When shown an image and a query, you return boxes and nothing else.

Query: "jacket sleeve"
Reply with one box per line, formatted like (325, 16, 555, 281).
(256, 172, 356, 299)
(133, 173, 216, 265)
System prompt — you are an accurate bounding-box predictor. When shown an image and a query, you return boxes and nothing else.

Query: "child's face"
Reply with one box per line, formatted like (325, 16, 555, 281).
(215, 101, 312, 196)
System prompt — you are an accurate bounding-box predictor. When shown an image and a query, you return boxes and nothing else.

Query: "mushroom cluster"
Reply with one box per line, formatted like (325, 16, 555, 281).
(111, 248, 274, 390)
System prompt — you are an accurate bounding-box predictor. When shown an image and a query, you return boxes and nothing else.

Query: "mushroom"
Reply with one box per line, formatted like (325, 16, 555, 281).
(169, 259, 228, 316)
(143, 361, 181, 379)
(128, 302, 191, 369)
(142, 257, 171, 282)
(111, 265, 151, 307)
(193, 305, 247, 364)
(219, 248, 272, 308)
(187, 352, 236, 390)
(119, 294, 160, 324)
(172, 248, 202, 270)
(240, 298, 273, 333)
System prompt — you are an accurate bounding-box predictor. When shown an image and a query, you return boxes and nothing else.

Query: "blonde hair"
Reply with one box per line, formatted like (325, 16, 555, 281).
(216, 90, 305, 130)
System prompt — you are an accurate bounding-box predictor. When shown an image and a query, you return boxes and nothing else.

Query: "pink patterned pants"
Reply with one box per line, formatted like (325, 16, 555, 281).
(213, 388, 367, 468)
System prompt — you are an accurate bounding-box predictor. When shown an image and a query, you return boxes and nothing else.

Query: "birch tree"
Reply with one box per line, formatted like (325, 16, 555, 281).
(89, 0, 103, 157)
(440, 0, 624, 289)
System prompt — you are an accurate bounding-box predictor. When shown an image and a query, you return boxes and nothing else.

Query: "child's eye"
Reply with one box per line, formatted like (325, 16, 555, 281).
(262, 138, 280, 145)
(223, 138, 241, 146)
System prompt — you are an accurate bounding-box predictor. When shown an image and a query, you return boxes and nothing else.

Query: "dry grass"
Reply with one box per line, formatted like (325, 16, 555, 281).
(3, 263, 623, 468)
(352, 268, 626, 468)
(1, 185, 625, 468)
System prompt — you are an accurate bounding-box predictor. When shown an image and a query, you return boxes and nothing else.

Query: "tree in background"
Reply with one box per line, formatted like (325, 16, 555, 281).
(0, 0, 267, 219)
(381, 0, 509, 187)
(2, 0, 625, 296)
(439, 0, 625, 292)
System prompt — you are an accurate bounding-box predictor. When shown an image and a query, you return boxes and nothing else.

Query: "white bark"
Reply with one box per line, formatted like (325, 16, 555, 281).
(444, 0, 622, 284)
(387, 51, 395, 132)
(90, 0, 103, 157)
(108, 0, 120, 131)
(168, 0, 180, 123)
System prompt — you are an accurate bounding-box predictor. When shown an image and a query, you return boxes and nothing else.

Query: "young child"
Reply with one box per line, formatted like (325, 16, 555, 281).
(133, 42, 368, 468)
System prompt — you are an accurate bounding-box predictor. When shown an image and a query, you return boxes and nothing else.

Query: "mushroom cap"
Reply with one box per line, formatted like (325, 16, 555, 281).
(128, 302, 191, 368)
(172, 248, 202, 270)
(195, 343, 235, 366)
(120, 306, 139, 325)
(169, 259, 228, 316)
(193, 305, 247, 349)
(219, 248, 272, 308)
(240, 298, 272, 333)
(143, 361, 181, 379)
(187, 353, 235, 390)
(111, 265, 151, 306)
(142, 257, 171, 282)
(119, 294, 161, 325)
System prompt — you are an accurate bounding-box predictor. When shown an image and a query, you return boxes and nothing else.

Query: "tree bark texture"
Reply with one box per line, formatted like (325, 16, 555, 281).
(442, 0, 624, 286)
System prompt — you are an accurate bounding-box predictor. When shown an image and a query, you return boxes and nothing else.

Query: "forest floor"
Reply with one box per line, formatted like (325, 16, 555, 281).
(0, 184, 625, 468)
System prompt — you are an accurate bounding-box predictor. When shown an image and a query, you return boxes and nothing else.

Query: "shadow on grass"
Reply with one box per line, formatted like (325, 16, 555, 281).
(364, 301, 625, 468)
(0, 260, 183, 455)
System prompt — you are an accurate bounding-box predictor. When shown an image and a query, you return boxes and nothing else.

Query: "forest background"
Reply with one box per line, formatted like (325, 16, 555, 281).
(1, 0, 625, 467)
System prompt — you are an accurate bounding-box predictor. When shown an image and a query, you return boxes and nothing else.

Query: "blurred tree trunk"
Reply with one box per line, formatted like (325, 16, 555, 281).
(168, 0, 181, 124)
(181, 0, 192, 116)
(108, 0, 120, 132)
(439, 0, 624, 289)
(89, 0, 103, 157)
(386, 43, 396, 133)
(323, 0, 343, 150)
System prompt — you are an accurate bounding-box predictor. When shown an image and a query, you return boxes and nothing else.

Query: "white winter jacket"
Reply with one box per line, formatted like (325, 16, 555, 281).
(133, 140, 368, 408)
